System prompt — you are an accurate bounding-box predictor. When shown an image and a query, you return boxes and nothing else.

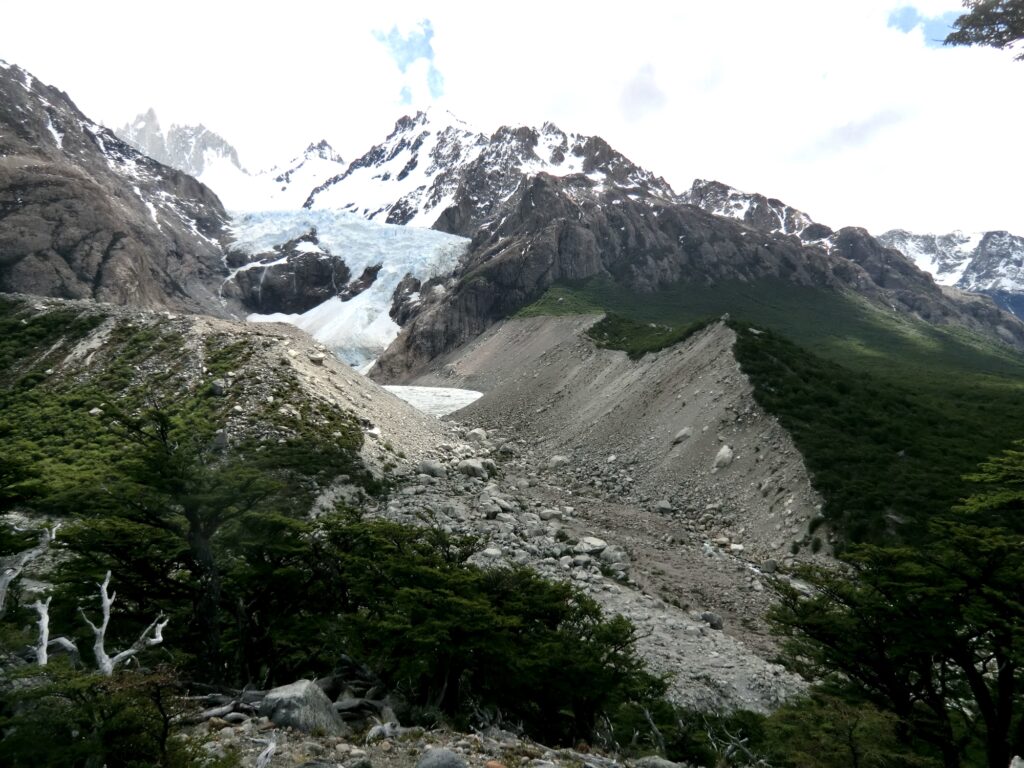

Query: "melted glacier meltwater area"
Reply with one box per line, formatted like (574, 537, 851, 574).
(233, 210, 468, 367)
(384, 386, 483, 418)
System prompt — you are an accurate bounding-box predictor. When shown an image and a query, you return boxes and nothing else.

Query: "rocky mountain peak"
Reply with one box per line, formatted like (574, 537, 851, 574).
(304, 139, 343, 163)
(681, 179, 823, 240)
(116, 109, 242, 177)
(304, 110, 676, 235)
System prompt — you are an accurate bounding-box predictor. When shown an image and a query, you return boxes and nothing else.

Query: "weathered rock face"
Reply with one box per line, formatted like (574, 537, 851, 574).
(221, 229, 352, 314)
(0, 60, 232, 314)
(370, 171, 1024, 382)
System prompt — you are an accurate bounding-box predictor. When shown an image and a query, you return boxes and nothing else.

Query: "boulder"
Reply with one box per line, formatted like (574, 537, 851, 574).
(600, 545, 629, 565)
(547, 455, 570, 469)
(416, 748, 468, 768)
(457, 459, 488, 479)
(466, 427, 488, 443)
(575, 536, 608, 555)
(418, 459, 447, 478)
(701, 611, 724, 630)
(714, 445, 734, 468)
(259, 680, 347, 736)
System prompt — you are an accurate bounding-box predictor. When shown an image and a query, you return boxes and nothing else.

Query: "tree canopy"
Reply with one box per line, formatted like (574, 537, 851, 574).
(946, 1, 1024, 59)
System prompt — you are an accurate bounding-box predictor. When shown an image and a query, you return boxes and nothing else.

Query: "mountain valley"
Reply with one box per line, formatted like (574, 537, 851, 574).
(3, 55, 1024, 768)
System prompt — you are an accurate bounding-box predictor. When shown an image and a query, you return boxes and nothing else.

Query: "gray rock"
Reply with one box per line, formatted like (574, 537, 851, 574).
(654, 499, 673, 513)
(210, 378, 228, 396)
(672, 427, 693, 444)
(547, 455, 570, 469)
(701, 611, 724, 630)
(307, 352, 327, 365)
(575, 536, 608, 554)
(600, 545, 629, 565)
(457, 459, 488, 479)
(466, 427, 488, 443)
(259, 680, 347, 736)
(418, 459, 447, 478)
(714, 445, 734, 468)
(636, 757, 685, 768)
(88, 407, 104, 417)
(416, 748, 467, 768)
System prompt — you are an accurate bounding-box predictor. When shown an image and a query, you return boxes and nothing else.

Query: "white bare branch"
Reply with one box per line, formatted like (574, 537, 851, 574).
(0, 523, 59, 619)
(79, 570, 168, 675)
(32, 596, 52, 665)
(254, 734, 277, 768)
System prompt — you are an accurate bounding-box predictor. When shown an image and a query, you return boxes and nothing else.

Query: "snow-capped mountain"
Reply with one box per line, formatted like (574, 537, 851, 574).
(878, 229, 1024, 292)
(304, 110, 677, 234)
(117, 110, 347, 213)
(680, 179, 831, 241)
(117, 109, 242, 178)
(202, 140, 347, 213)
(222, 210, 467, 367)
(0, 60, 230, 313)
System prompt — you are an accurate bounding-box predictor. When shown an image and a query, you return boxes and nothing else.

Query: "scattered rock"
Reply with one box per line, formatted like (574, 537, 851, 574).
(466, 427, 488, 443)
(416, 748, 467, 768)
(210, 378, 228, 396)
(547, 455, 570, 469)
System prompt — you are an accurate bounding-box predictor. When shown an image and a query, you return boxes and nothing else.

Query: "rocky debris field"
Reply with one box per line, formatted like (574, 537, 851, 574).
(366, 422, 805, 714)
(410, 315, 830, 558)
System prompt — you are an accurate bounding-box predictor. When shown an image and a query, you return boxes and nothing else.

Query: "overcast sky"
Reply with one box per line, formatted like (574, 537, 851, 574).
(2, 0, 1022, 234)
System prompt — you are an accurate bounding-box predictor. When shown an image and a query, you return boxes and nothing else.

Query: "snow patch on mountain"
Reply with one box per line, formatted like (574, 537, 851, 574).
(232, 210, 468, 366)
(878, 229, 1024, 294)
(681, 179, 817, 238)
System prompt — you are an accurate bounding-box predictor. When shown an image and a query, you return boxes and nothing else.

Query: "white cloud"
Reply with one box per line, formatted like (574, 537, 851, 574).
(1, 0, 1021, 234)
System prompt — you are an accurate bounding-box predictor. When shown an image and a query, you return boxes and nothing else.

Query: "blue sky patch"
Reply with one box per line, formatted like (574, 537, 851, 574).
(887, 6, 961, 47)
(375, 20, 445, 100)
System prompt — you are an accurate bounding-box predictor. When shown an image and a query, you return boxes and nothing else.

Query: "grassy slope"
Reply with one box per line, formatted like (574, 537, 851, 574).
(518, 279, 1024, 546)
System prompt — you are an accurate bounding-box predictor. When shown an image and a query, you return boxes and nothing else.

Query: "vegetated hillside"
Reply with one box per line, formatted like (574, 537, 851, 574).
(515, 278, 1024, 547)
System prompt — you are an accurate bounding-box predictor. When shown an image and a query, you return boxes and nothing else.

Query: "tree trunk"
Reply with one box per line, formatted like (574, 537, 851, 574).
(188, 520, 222, 680)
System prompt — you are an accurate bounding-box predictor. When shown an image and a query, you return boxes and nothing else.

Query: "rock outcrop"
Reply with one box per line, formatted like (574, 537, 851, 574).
(0, 60, 232, 314)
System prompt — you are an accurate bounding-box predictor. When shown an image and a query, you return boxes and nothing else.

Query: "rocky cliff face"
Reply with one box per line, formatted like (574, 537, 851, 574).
(370, 167, 1024, 381)
(0, 61, 232, 314)
(678, 180, 1024, 320)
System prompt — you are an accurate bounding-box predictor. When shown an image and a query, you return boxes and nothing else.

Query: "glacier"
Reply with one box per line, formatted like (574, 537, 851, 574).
(231, 210, 468, 367)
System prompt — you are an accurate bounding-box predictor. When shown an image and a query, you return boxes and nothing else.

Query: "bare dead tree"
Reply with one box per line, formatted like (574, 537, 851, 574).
(78, 570, 168, 676)
(0, 523, 59, 618)
(30, 596, 79, 666)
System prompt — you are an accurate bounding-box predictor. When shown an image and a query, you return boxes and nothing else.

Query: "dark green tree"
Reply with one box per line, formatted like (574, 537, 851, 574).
(946, 1, 1024, 59)
(770, 443, 1024, 768)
